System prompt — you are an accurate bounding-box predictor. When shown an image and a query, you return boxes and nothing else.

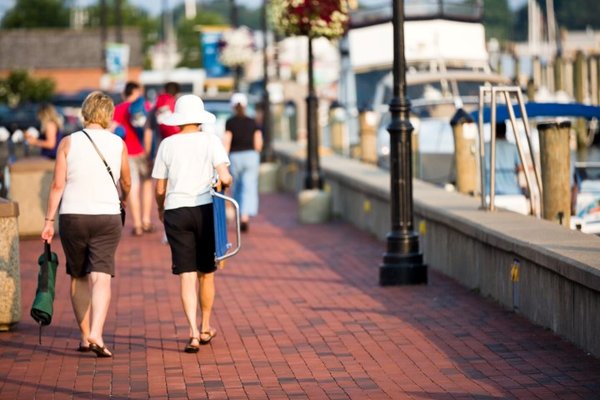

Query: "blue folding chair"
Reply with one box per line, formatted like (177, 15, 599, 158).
(211, 187, 241, 263)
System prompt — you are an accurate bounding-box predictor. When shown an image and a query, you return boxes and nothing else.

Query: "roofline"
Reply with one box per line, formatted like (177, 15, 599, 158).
(350, 14, 484, 29)
(405, 71, 510, 85)
(349, 1, 484, 29)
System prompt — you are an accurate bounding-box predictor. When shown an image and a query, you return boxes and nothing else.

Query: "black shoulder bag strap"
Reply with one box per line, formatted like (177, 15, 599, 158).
(81, 130, 124, 225)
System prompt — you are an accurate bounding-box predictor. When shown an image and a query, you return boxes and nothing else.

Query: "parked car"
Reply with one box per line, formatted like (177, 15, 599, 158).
(570, 162, 600, 235)
(202, 95, 232, 139)
(0, 103, 41, 134)
(51, 90, 121, 133)
(201, 93, 257, 139)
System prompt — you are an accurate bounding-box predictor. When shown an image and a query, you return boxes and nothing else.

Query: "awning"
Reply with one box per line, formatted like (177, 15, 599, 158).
(473, 102, 600, 124)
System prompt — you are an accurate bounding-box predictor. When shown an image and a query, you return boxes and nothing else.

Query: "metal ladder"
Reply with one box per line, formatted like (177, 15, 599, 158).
(477, 86, 543, 217)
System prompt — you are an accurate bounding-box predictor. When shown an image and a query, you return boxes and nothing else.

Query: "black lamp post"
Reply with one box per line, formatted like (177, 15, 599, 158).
(379, 0, 427, 285)
(262, 0, 272, 162)
(305, 37, 323, 189)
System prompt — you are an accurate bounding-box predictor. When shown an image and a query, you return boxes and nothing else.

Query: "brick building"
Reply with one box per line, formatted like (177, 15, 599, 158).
(0, 27, 143, 94)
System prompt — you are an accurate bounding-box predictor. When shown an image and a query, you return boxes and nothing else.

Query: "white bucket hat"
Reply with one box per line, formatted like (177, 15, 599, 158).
(230, 92, 248, 108)
(162, 94, 216, 126)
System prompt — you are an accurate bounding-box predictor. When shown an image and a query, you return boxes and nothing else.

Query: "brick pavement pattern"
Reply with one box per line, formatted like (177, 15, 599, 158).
(1, 193, 600, 399)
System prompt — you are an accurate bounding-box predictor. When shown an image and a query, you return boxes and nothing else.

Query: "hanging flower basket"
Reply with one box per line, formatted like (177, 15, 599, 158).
(271, 0, 349, 40)
(218, 26, 255, 67)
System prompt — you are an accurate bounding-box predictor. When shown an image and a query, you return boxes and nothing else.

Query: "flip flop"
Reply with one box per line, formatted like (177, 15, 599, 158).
(89, 343, 112, 358)
(184, 337, 200, 353)
(199, 330, 217, 345)
(76, 345, 91, 352)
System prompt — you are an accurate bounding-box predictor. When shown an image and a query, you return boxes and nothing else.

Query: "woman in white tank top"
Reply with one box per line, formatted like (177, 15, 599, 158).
(41, 91, 131, 358)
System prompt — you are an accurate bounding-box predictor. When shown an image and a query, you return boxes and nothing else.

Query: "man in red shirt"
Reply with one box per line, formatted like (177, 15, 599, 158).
(154, 81, 181, 140)
(113, 81, 154, 236)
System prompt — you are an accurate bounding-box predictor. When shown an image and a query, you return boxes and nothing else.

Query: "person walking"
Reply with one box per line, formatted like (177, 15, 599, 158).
(153, 81, 182, 140)
(41, 91, 131, 358)
(484, 122, 524, 196)
(113, 81, 154, 236)
(223, 93, 262, 232)
(25, 103, 63, 159)
(148, 82, 182, 245)
(152, 94, 232, 353)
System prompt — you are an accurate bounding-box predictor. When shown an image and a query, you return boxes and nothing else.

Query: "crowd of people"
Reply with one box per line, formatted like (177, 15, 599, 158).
(40, 82, 263, 357)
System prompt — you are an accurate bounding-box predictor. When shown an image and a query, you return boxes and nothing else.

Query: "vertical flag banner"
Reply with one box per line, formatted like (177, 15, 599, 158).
(105, 42, 130, 89)
(200, 27, 230, 78)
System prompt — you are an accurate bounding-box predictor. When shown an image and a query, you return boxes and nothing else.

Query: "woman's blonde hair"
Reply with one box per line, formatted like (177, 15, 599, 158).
(37, 103, 63, 131)
(81, 91, 114, 128)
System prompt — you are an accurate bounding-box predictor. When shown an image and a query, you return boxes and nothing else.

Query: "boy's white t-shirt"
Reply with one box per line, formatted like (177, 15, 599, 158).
(151, 131, 230, 210)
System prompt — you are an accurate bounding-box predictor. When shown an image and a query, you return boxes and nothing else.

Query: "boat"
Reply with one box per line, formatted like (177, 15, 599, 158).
(571, 162, 600, 234)
(343, 0, 509, 183)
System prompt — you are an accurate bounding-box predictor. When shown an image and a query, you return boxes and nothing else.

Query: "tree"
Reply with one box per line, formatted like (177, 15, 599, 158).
(172, 0, 261, 30)
(85, 0, 160, 54)
(511, 4, 528, 41)
(171, 0, 264, 68)
(0, 70, 55, 107)
(554, 0, 600, 30)
(176, 12, 225, 68)
(86, 0, 153, 28)
(483, 0, 512, 41)
(512, 0, 600, 42)
(1, 0, 70, 28)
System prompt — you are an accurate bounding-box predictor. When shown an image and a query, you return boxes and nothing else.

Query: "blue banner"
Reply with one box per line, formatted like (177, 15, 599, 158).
(201, 31, 230, 78)
(105, 42, 130, 77)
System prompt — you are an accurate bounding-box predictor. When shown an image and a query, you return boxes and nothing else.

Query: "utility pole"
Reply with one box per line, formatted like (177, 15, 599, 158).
(229, 0, 239, 27)
(100, 0, 107, 68)
(115, 0, 123, 43)
(230, 0, 241, 91)
(161, 0, 168, 42)
(262, 0, 272, 161)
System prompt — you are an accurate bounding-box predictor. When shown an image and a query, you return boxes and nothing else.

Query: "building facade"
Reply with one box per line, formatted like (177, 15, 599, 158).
(0, 27, 143, 94)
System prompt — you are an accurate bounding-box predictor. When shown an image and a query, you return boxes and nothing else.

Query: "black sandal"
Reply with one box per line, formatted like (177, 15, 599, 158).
(200, 330, 217, 345)
(184, 337, 200, 353)
(89, 343, 112, 358)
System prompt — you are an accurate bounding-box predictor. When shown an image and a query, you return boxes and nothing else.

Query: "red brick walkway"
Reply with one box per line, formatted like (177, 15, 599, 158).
(2, 193, 600, 399)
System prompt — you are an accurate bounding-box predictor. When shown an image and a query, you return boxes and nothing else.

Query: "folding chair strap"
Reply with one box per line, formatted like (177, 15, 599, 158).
(40, 242, 50, 292)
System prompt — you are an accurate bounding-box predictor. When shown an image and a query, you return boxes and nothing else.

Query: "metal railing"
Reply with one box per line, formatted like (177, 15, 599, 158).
(478, 86, 543, 217)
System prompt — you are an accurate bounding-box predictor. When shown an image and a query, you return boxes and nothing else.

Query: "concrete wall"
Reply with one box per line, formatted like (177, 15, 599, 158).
(274, 141, 600, 358)
(8, 157, 56, 238)
(0, 198, 20, 331)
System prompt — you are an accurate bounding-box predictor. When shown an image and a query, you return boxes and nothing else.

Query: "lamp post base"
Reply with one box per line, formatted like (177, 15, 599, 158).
(298, 189, 331, 224)
(379, 253, 427, 285)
